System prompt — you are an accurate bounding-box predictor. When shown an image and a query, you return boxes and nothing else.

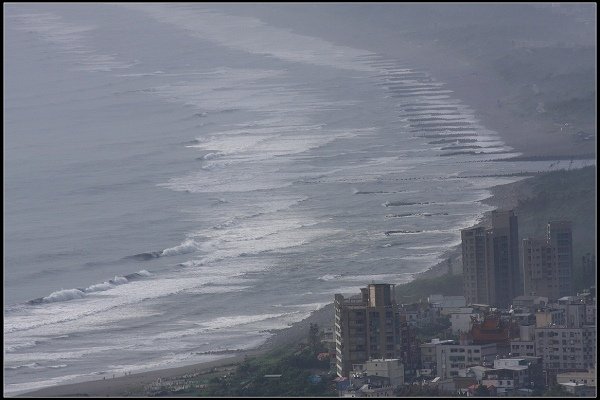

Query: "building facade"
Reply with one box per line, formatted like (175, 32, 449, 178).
(534, 325, 596, 371)
(462, 226, 492, 305)
(335, 284, 411, 378)
(522, 221, 574, 301)
(489, 210, 521, 307)
(436, 342, 497, 379)
(461, 210, 520, 308)
(547, 221, 573, 298)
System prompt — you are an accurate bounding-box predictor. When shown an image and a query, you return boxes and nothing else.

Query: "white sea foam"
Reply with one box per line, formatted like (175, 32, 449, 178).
(320, 273, 413, 284)
(200, 313, 289, 330)
(161, 239, 199, 256)
(42, 288, 86, 303)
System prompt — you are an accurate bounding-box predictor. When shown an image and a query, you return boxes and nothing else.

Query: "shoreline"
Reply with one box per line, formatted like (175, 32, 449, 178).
(15, 174, 535, 398)
(10, 6, 595, 398)
(16, 245, 462, 398)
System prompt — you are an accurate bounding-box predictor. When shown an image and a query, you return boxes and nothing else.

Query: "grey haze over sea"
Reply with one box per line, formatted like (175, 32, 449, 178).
(3, 3, 593, 395)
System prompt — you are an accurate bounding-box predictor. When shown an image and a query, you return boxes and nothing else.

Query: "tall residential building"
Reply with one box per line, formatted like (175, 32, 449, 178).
(522, 238, 558, 300)
(334, 284, 410, 378)
(547, 221, 573, 298)
(522, 221, 574, 301)
(461, 210, 520, 307)
(489, 210, 521, 306)
(461, 226, 492, 305)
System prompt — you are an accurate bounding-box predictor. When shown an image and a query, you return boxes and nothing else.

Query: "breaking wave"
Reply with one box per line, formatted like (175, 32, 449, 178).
(160, 239, 199, 256)
(27, 270, 152, 305)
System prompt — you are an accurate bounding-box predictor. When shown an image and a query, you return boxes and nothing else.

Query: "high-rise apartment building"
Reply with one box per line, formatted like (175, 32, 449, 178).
(547, 221, 573, 298)
(461, 226, 492, 305)
(334, 284, 411, 377)
(461, 210, 520, 307)
(490, 210, 521, 306)
(522, 238, 557, 300)
(522, 221, 573, 301)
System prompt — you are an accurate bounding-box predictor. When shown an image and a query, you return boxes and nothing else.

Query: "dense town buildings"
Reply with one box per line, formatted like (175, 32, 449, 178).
(333, 212, 594, 397)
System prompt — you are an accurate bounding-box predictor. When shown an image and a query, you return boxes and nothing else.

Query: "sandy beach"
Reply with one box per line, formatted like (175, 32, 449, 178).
(17, 255, 456, 398)
(17, 303, 337, 397)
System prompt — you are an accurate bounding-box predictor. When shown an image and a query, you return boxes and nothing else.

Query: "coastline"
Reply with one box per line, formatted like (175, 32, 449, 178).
(11, 6, 595, 398)
(16, 170, 532, 398)
(17, 247, 461, 398)
(16, 305, 336, 398)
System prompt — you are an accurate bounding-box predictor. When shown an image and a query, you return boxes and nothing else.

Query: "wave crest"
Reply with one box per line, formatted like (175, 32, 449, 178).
(161, 239, 199, 256)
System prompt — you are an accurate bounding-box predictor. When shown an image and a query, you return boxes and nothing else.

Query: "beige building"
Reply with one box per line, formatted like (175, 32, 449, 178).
(510, 324, 536, 357)
(352, 358, 404, 387)
(335, 284, 407, 377)
(535, 308, 565, 328)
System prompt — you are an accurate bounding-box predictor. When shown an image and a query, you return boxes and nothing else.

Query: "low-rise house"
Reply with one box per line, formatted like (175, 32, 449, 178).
(341, 375, 395, 398)
(429, 294, 467, 313)
(436, 339, 497, 379)
(478, 358, 543, 396)
(556, 368, 596, 388)
(512, 295, 548, 312)
(419, 339, 454, 375)
(449, 308, 477, 334)
(482, 371, 518, 396)
(459, 365, 494, 383)
(558, 381, 588, 395)
(399, 301, 437, 327)
(351, 358, 404, 387)
(535, 308, 565, 328)
(510, 323, 536, 357)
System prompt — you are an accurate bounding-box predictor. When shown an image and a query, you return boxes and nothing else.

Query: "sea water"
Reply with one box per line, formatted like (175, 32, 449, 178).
(4, 3, 594, 395)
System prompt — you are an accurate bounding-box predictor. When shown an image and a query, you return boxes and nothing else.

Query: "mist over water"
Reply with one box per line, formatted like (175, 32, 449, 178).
(4, 3, 594, 395)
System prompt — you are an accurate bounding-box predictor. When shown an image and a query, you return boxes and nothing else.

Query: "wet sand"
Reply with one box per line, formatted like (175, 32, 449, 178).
(17, 304, 336, 397)
(17, 259, 453, 397)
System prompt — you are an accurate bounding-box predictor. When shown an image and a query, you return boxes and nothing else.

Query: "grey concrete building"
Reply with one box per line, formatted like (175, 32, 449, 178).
(461, 210, 520, 307)
(522, 221, 574, 301)
(534, 325, 596, 371)
(547, 221, 574, 298)
(461, 226, 492, 305)
(489, 210, 521, 306)
(436, 341, 497, 379)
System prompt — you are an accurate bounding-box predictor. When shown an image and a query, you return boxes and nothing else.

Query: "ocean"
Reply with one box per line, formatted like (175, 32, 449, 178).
(3, 3, 594, 395)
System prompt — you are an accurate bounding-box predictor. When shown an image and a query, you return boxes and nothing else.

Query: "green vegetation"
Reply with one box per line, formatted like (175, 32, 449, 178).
(395, 273, 464, 304)
(414, 315, 453, 342)
(196, 324, 336, 397)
